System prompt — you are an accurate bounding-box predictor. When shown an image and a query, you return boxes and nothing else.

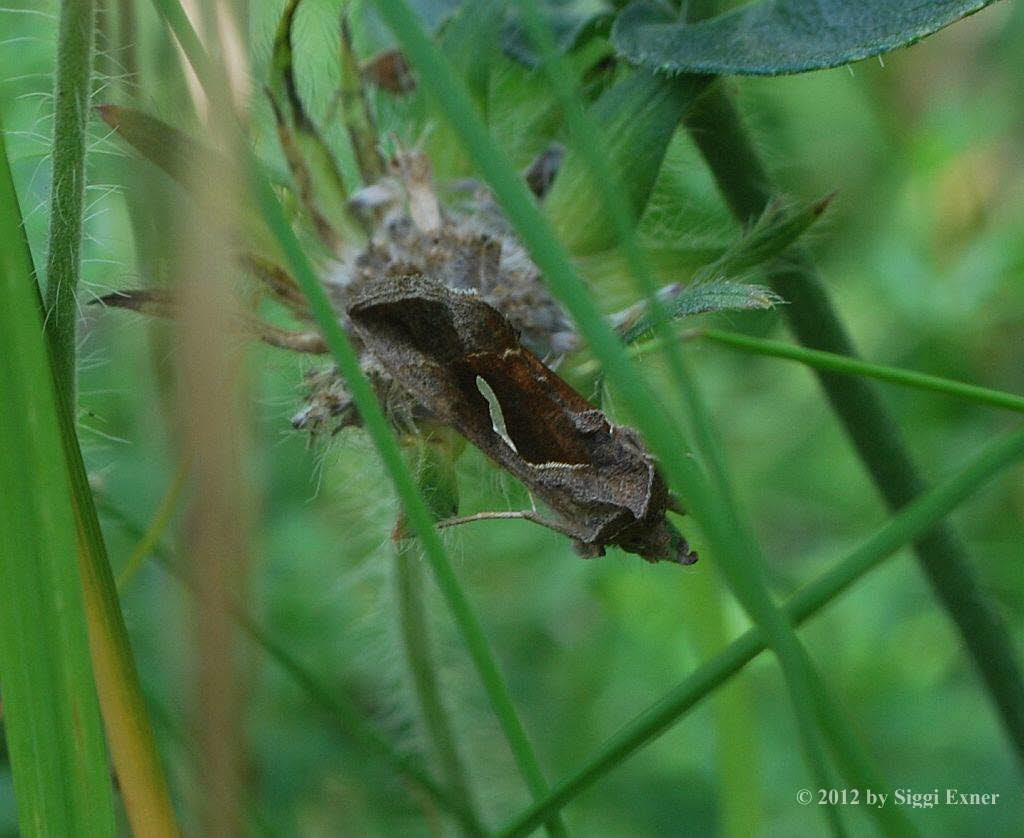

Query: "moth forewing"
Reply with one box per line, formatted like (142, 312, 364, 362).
(347, 275, 695, 564)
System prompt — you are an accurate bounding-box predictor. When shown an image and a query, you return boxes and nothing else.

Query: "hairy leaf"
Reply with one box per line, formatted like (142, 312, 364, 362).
(612, 0, 1001, 76)
(616, 279, 783, 344)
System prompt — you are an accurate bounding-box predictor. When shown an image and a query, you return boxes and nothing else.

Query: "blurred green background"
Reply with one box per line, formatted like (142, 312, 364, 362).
(2, 1, 1023, 835)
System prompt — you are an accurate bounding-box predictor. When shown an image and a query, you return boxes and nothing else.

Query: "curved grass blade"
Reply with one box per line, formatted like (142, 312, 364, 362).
(700, 328, 1024, 415)
(612, 0, 1001, 76)
(511, 3, 856, 830)
(146, 7, 565, 834)
(497, 422, 1024, 837)
(95, 495, 485, 834)
(394, 439, 482, 837)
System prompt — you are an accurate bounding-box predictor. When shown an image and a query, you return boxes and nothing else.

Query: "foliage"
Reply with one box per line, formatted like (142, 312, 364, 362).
(613, 0, 1002, 75)
(1, 0, 1022, 836)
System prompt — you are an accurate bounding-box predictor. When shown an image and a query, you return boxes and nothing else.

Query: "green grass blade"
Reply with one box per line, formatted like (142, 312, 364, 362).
(395, 541, 482, 836)
(56, 386, 181, 838)
(145, 3, 565, 832)
(95, 494, 482, 832)
(684, 80, 1024, 771)
(700, 328, 1024, 414)
(516, 5, 850, 831)
(250, 167, 565, 837)
(0, 104, 116, 838)
(395, 441, 482, 836)
(385, 0, 848, 829)
(497, 422, 1024, 837)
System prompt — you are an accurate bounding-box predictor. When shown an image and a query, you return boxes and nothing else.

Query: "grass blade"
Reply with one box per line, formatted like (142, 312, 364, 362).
(395, 441, 481, 836)
(250, 165, 567, 838)
(145, 2, 567, 833)
(379, 1, 855, 830)
(497, 422, 1024, 837)
(0, 103, 115, 838)
(699, 327, 1024, 414)
(95, 494, 485, 832)
(684, 73, 1024, 773)
(515, 5, 852, 831)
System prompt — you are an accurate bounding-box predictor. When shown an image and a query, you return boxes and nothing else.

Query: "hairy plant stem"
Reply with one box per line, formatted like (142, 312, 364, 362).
(684, 83, 1024, 770)
(44, 0, 96, 404)
(27, 6, 180, 831)
(394, 541, 481, 837)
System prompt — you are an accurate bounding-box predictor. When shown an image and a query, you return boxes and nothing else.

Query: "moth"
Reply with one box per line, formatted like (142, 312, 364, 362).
(94, 0, 700, 567)
(347, 274, 695, 565)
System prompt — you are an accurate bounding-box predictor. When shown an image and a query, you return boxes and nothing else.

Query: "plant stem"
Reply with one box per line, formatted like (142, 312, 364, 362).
(96, 495, 483, 832)
(694, 328, 1024, 414)
(14, 20, 181, 831)
(518, 5, 848, 832)
(497, 422, 1024, 837)
(44, 0, 96, 404)
(394, 541, 481, 837)
(150, 4, 563, 832)
(684, 82, 1024, 773)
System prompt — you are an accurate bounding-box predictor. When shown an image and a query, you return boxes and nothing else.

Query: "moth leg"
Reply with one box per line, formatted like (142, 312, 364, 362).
(435, 510, 580, 542)
(666, 493, 685, 515)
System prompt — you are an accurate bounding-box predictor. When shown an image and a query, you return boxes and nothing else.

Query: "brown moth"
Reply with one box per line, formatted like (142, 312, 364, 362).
(347, 274, 696, 565)
(93, 0, 701, 566)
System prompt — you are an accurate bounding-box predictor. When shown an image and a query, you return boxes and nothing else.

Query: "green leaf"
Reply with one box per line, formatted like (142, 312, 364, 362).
(618, 279, 782, 344)
(0, 107, 116, 838)
(543, 68, 703, 254)
(440, 0, 505, 114)
(612, 0, 1000, 76)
